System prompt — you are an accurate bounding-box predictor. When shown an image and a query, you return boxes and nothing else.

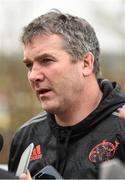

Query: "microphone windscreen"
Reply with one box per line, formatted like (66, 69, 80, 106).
(0, 134, 3, 152)
(99, 159, 125, 179)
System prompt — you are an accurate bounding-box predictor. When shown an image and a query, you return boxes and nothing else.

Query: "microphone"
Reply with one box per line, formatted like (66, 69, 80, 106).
(0, 134, 3, 152)
(0, 134, 18, 179)
(99, 159, 125, 179)
(33, 165, 63, 179)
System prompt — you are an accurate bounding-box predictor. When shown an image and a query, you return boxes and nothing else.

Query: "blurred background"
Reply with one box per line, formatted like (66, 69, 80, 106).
(0, 0, 125, 165)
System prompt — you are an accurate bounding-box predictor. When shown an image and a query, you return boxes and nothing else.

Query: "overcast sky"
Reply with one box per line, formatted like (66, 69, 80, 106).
(0, 0, 124, 55)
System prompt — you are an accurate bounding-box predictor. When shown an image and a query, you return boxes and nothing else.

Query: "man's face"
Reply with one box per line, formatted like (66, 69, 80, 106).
(23, 34, 85, 114)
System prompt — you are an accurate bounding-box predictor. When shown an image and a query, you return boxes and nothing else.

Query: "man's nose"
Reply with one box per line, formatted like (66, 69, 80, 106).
(28, 64, 45, 82)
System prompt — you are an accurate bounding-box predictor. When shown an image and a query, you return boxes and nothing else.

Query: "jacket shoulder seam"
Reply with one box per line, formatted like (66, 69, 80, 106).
(18, 111, 47, 131)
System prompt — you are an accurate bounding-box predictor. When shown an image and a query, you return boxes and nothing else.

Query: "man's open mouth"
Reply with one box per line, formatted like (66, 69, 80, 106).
(37, 89, 51, 95)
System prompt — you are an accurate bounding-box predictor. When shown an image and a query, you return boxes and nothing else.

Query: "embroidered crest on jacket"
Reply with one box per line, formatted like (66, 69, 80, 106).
(89, 139, 120, 163)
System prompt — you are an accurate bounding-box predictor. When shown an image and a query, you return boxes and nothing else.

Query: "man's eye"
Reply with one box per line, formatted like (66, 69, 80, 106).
(41, 58, 54, 64)
(25, 63, 32, 70)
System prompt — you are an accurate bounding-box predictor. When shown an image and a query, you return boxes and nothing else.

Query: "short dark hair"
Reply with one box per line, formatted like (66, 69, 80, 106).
(21, 10, 101, 77)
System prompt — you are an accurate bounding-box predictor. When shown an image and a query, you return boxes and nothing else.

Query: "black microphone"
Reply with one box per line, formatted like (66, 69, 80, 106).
(33, 165, 63, 179)
(0, 134, 3, 152)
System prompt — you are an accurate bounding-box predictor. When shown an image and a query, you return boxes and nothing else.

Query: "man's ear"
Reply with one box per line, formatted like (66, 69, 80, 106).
(82, 52, 94, 76)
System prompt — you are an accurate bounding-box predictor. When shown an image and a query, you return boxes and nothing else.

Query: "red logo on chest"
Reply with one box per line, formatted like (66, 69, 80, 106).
(30, 145, 42, 161)
(89, 139, 120, 163)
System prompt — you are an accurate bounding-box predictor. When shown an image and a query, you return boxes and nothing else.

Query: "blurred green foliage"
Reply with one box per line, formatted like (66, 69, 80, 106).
(0, 54, 41, 163)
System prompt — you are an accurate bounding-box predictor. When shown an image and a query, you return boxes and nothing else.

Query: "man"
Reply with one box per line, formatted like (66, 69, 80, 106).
(8, 10, 125, 179)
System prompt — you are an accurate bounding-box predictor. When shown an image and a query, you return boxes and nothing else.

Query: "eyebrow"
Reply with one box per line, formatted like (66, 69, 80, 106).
(23, 53, 56, 62)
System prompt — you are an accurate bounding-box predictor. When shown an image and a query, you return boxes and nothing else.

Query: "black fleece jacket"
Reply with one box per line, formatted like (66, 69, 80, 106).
(8, 79, 125, 179)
